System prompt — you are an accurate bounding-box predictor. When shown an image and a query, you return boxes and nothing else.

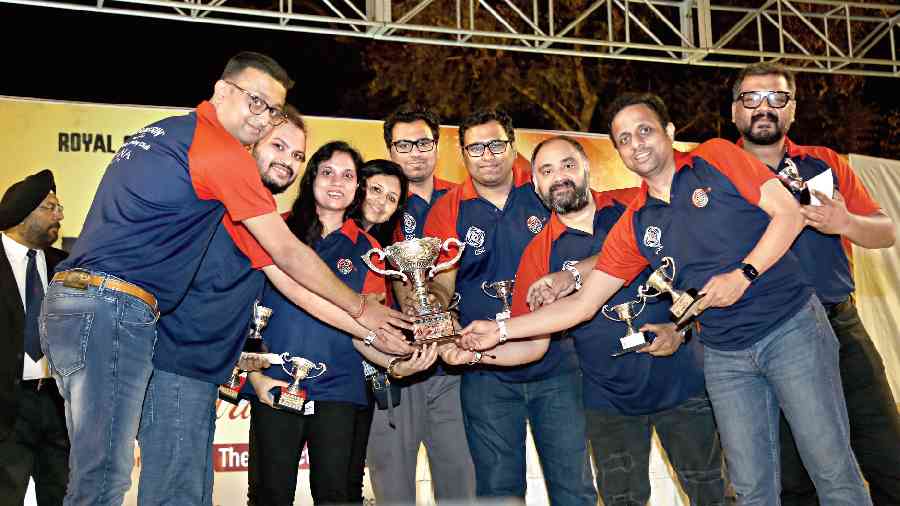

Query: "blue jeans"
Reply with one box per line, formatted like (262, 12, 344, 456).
(40, 277, 159, 506)
(137, 368, 218, 506)
(460, 370, 597, 506)
(586, 395, 725, 506)
(704, 295, 871, 506)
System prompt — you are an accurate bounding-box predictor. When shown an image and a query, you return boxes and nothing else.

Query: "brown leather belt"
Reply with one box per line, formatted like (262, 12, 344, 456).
(52, 270, 158, 314)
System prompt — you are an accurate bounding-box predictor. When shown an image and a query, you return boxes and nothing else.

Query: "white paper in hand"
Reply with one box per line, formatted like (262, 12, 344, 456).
(806, 168, 834, 206)
(240, 352, 284, 365)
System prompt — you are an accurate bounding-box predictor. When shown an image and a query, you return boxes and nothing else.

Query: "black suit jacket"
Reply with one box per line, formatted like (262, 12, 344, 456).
(0, 239, 67, 440)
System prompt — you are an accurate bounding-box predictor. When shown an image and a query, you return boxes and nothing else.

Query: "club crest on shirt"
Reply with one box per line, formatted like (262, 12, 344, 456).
(465, 226, 487, 255)
(643, 226, 663, 255)
(527, 215, 544, 234)
(336, 258, 354, 275)
(692, 188, 709, 208)
(403, 212, 416, 237)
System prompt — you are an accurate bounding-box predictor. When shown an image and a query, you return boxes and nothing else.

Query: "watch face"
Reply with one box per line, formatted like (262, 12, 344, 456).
(742, 264, 759, 281)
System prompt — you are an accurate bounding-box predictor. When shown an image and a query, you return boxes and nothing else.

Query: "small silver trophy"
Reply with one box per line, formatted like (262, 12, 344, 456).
(272, 355, 327, 415)
(639, 257, 704, 330)
(362, 237, 465, 346)
(602, 296, 651, 356)
(218, 300, 274, 405)
(482, 280, 515, 321)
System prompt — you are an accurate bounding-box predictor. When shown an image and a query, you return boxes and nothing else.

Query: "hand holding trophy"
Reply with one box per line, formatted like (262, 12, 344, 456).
(362, 237, 465, 347)
(218, 300, 276, 405)
(639, 257, 705, 330)
(271, 354, 327, 414)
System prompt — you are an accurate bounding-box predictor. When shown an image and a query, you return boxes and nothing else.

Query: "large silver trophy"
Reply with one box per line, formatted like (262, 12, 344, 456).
(482, 280, 515, 321)
(218, 300, 275, 405)
(272, 354, 327, 415)
(602, 296, 650, 356)
(362, 237, 465, 346)
(638, 257, 704, 330)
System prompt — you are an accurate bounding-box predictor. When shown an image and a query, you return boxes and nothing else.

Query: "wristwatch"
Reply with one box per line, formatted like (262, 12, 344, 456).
(562, 260, 583, 291)
(740, 263, 760, 282)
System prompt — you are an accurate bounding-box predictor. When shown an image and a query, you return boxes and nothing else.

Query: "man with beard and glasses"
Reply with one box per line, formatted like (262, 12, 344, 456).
(0, 171, 69, 505)
(364, 105, 477, 505)
(732, 62, 900, 506)
(443, 136, 725, 505)
(425, 111, 596, 505)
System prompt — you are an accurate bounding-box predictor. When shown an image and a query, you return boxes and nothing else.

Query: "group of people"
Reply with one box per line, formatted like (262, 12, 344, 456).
(0, 50, 898, 506)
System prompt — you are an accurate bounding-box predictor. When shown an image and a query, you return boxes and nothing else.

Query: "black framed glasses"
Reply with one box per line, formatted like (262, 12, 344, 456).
(464, 139, 511, 157)
(225, 81, 287, 126)
(736, 90, 793, 109)
(391, 138, 436, 153)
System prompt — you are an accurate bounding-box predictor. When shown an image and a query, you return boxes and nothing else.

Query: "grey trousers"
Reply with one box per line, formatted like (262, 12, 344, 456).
(366, 373, 476, 505)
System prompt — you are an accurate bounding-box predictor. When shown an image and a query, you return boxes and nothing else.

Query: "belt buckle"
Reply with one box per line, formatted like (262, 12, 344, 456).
(62, 271, 91, 290)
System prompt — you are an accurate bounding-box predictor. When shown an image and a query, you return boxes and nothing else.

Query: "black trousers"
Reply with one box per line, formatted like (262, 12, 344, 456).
(0, 379, 70, 506)
(247, 398, 373, 505)
(780, 299, 900, 506)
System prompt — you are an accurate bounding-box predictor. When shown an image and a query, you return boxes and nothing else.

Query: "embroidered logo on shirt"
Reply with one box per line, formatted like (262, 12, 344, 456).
(336, 258, 354, 275)
(527, 215, 543, 234)
(403, 212, 416, 237)
(643, 226, 663, 255)
(691, 188, 709, 208)
(465, 226, 487, 255)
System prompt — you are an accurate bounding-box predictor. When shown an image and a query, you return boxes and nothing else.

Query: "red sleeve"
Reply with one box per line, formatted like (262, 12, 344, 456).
(692, 138, 776, 206)
(807, 147, 880, 216)
(510, 232, 552, 317)
(392, 219, 405, 244)
(189, 111, 276, 221)
(605, 186, 641, 206)
(222, 215, 274, 269)
(423, 191, 462, 265)
(594, 208, 648, 284)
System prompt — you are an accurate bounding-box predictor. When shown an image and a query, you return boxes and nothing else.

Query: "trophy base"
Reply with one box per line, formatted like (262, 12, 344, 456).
(243, 338, 269, 354)
(273, 387, 307, 415)
(410, 311, 459, 346)
(611, 332, 651, 357)
(671, 291, 705, 331)
(218, 370, 247, 404)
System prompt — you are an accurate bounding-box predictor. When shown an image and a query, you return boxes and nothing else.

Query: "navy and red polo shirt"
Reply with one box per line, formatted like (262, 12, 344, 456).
(395, 177, 457, 242)
(57, 101, 276, 313)
(596, 139, 813, 351)
(244, 219, 386, 407)
(514, 189, 705, 414)
(424, 160, 568, 382)
(741, 137, 882, 306)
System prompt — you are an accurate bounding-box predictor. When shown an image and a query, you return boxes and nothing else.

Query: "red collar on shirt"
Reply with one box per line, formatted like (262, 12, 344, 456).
(459, 154, 532, 201)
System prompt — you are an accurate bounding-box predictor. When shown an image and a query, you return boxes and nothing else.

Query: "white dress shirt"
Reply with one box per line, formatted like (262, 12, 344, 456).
(2, 232, 50, 380)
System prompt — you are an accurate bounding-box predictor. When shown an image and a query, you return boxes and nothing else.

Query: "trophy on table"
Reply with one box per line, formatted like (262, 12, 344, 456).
(362, 237, 465, 346)
(638, 256, 705, 330)
(603, 296, 652, 356)
(272, 354, 327, 414)
(218, 300, 274, 405)
(482, 280, 515, 321)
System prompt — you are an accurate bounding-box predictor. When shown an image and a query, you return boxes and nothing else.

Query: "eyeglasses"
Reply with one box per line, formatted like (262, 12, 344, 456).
(736, 90, 793, 109)
(391, 138, 436, 154)
(464, 139, 511, 157)
(38, 203, 64, 214)
(225, 81, 287, 126)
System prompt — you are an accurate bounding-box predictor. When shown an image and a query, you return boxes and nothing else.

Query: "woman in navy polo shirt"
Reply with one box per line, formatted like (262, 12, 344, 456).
(244, 142, 435, 505)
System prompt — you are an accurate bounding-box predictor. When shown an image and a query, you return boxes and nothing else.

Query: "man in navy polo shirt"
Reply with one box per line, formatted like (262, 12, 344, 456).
(731, 62, 900, 506)
(459, 94, 871, 505)
(424, 110, 596, 505)
(40, 52, 406, 506)
(365, 105, 476, 504)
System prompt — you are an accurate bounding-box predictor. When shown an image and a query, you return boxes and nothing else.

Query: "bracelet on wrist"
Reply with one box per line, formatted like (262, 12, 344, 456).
(363, 330, 376, 347)
(387, 356, 405, 379)
(467, 351, 484, 366)
(496, 319, 509, 344)
(349, 293, 367, 319)
(562, 261, 583, 291)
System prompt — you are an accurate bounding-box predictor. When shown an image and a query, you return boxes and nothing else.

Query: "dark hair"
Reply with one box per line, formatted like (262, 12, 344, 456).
(530, 135, 589, 170)
(732, 62, 797, 101)
(283, 104, 307, 134)
(606, 93, 671, 145)
(221, 51, 294, 91)
(352, 159, 409, 247)
(383, 105, 441, 150)
(285, 141, 365, 246)
(458, 109, 515, 149)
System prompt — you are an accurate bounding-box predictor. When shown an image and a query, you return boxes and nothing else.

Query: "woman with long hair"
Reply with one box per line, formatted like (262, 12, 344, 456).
(244, 141, 435, 505)
(353, 158, 409, 246)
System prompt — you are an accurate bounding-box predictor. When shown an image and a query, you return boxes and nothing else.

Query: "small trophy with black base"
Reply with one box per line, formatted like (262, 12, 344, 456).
(639, 256, 705, 330)
(218, 300, 274, 405)
(272, 356, 327, 414)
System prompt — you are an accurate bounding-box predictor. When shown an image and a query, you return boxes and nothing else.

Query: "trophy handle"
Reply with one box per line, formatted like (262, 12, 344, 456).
(601, 304, 620, 322)
(361, 247, 408, 283)
(630, 296, 647, 319)
(481, 281, 498, 299)
(447, 292, 461, 311)
(661, 256, 677, 282)
(429, 238, 466, 278)
(307, 362, 327, 380)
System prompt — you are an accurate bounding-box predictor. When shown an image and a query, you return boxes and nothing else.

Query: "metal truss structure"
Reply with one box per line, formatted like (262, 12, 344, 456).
(4, 0, 899, 77)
